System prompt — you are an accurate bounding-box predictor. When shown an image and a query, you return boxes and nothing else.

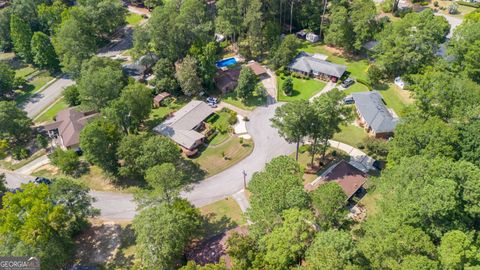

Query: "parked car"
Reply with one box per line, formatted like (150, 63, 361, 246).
(206, 97, 219, 108)
(343, 95, 354, 105)
(33, 177, 52, 185)
(341, 77, 355, 88)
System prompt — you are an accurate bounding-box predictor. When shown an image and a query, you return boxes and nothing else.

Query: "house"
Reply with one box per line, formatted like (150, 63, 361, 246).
(153, 92, 171, 108)
(246, 61, 268, 78)
(287, 52, 347, 82)
(306, 32, 320, 43)
(351, 91, 399, 138)
(153, 100, 214, 156)
(307, 160, 367, 200)
(43, 108, 99, 150)
(214, 68, 240, 93)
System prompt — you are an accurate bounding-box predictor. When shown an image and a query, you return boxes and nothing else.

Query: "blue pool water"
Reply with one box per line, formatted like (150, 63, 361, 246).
(216, 57, 237, 68)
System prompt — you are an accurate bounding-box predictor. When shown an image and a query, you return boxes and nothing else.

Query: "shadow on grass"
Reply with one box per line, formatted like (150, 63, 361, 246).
(106, 224, 136, 270)
(202, 213, 238, 238)
(372, 83, 389, 91)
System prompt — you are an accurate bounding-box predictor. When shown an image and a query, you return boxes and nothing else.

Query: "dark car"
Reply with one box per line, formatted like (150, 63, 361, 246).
(343, 95, 354, 105)
(33, 177, 52, 185)
(341, 77, 355, 88)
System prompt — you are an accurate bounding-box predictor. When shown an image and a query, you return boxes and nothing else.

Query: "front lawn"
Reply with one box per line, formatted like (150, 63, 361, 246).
(333, 124, 368, 147)
(200, 197, 246, 226)
(15, 66, 36, 78)
(277, 76, 326, 101)
(192, 136, 253, 177)
(291, 149, 350, 184)
(34, 98, 68, 124)
(223, 91, 267, 111)
(15, 71, 54, 104)
(126, 13, 143, 26)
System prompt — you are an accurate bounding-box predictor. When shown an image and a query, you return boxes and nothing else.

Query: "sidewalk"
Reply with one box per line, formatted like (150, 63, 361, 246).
(216, 102, 251, 117)
(14, 155, 50, 175)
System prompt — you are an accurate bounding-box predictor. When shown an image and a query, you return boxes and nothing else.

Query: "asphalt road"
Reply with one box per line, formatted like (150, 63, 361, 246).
(21, 77, 75, 118)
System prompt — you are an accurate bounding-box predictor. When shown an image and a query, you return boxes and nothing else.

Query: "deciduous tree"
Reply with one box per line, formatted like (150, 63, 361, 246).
(31, 31, 59, 70)
(311, 182, 347, 229)
(50, 148, 80, 176)
(10, 14, 33, 62)
(236, 66, 258, 100)
(0, 63, 15, 100)
(176, 55, 203, 97)
(305, 230, 358, 270)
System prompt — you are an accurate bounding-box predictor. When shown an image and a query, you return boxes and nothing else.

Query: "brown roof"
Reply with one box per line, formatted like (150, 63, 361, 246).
(214, 69, 240, 90)
(44, 108, 98, 148)
(246, 61, 267, 76)
(153, 92, 171, 103)
(325, 160, 367, 199)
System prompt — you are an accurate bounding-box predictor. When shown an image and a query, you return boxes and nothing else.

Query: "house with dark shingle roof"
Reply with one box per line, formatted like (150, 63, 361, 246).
(287, 52, 347, 82)
(43, 108, 99, 150)
(153, 100, 214, 155)
(351, 91, 399, 138)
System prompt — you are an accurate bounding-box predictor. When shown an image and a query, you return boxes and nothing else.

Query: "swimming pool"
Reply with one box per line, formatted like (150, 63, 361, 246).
(216, 57, 237, 68)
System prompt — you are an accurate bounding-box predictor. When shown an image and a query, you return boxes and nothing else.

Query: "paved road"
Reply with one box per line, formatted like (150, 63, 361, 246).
(181, 103, 296, 207)
(21, 77, 75, 118)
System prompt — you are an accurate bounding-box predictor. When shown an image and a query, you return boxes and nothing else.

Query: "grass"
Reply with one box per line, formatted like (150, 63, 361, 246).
(34, 98, 68, 124)
(200, 197, 246, 226)
(223, 91, 267, 111)
(277, 76, 326, 101)
(0, 52, 15, 60)
(432, 0, 477, 17)
(359, 187, 381, 218)
(15, 66, 36, 78)
(342, 82, 370, 95)
(209, 132, 230, 146)
(126, 13, 143, 26)
(15, 71, 55, 105)
(145, 98, 189, 130)
(333, 124, 368, 148)
(192, 137, 253, 177)
(375, 83, 413, 117)
(0, 149, 47, 171)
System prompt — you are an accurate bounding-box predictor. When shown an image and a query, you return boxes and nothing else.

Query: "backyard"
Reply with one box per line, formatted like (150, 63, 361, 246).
(277, 75, 326, 101)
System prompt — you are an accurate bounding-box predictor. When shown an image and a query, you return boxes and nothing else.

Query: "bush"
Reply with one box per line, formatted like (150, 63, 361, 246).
(299, 144, 311, 154)
(35, 134, 48, 149)
(362, 137, 389, 160)
(433, 0, 439, 6)
(283, 76, 294, 96)
(458, 1, 480, 8)
(50, 148, 80, 176)
(228, 110, 238, 125)
(448, 3, 459, 14)
(11, 147, 30, 160)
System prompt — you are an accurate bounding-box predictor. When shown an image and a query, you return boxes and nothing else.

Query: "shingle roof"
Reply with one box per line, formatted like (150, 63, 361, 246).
(352, 91, 399, 134)
(288, 52, 347, 78)
(325, 160, 367, 199)
(153, 101, 214, 149)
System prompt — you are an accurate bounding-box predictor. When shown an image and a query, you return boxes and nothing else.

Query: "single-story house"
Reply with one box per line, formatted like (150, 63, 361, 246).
(351, 91, 399, 138)
(153, 100, 214, 156)
(214, 68, 240, 93)
(307, 160, 367, 200)
(43, 108, 99, 150)
(246, 61, 268, 77)
(153, 92, 171, 108)
(287, 52, 347, 82)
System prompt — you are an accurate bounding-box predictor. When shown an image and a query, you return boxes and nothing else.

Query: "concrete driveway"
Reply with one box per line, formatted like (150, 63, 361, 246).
(21, 77, 75, 118)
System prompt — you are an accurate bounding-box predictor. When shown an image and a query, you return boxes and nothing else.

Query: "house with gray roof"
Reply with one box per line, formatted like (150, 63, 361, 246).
(153, 100, 214, 155)
(287, 52, 347, 82)
(351, 91, 399, 138)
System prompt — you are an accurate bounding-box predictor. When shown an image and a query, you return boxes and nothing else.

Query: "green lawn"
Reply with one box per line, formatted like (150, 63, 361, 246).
(223, 91, 267, 111)
(277, 76, 326, 101)
(302, 43, 370, 82)
(375, 83, 413, 117)
(15, 71, 54, 104)
(200, 197, 246, 226)
(343, 82, 370, 95)
(126, 13, 143, 26)
(333, 124, 368, 147)
(145, 98, 189, 130)
(15, 66, 36, 78)
(34, 98, 68, 124)
(192, 136, 253, 177)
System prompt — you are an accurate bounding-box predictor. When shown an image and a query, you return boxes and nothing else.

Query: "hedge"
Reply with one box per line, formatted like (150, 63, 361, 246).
(458, 1, 479, 8)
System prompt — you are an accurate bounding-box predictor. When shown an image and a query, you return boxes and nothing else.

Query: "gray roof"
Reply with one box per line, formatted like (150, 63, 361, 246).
(352, 91, 399, 134)
(287, 52, 347, 78)
(153, 100, 214, 149)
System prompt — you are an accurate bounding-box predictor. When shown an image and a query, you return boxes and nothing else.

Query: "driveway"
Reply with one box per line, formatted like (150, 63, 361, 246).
(181, 103, 296, 207)
(21, 77, 75, 118)
(14, 155, 50, 175)
(435, 13, 463, 39)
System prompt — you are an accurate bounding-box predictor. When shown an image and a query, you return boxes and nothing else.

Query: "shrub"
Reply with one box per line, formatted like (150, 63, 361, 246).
(299, 144, 311, 154)
(35, 134, 48, 149)
(228, 110, 238, 125)
(433, 0, 439, 6)
(283, 76, 294, 96)
(448, 3, 459, 14)
(11, 147, 29, 160)
(458, 1, 479, 8)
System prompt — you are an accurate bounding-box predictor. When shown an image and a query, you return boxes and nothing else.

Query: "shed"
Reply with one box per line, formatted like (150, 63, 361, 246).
(153, 92, 171, 108)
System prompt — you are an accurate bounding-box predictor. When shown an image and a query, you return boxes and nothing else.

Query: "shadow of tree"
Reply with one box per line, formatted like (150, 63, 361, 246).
(202, 213, 238, 239)
(105, 224, 136, 270)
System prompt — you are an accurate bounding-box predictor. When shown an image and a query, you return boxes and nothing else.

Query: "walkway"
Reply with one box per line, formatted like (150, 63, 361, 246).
(14, 155, 50, 175)
(328, 140, 376, 172)
(309, 81, 337, 101)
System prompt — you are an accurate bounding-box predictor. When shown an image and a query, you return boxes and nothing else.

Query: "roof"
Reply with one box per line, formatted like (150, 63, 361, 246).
(325, 160, 367, 199)
(352, 91, 399, 134)
(154, 92, 171, 103)
(246, 61, 267, 76)
(43, 108, 98, 148)
(214, 69, 240, 90)
(288, 52, 347, 78)
(153, 101, 214, 149)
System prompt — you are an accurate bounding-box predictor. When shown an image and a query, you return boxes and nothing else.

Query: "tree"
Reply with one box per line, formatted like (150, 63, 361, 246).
(176, 55, 203, 96)
(77, 56, 126, 111)
(189, 42, 218, 90)
(63, 85, 80, 106)
(398, 255, 439, 270)
(49, 178, 99, 235)
(459, 120, 480, 167)
(283, 76, 294, 96)
(10, 14, 33, 62)
(305, 230, 358, 270)
(350, 0, 378, 50)
(103, 82, 152, 134)
(438, 230, 478, 270)
(0, 101, 32, 147)
(271, 100, 311, 161)
(463, 40, 480, 83)
(0, 183, 73, 270)
(374, 10, 449, 75)
(38, 0, 67, 35)
(31, 31, 59, 71)
(366, 64, 384, 85)
(35, 134, 48, 149)
(388, 117, 459, 165)
(239, 0, 266, 59)
(133, 199, 202, 269)
(144, 0, 164, 9)
(117, 134, 181, 179)
(448, 18, 480, 64)
(271, 34, 300, 69)
(247, 156, 310, 237)
(311, 182, 347, 229)
(136, 163, 186, 207)
(0, 173, 6, 194)
(0, 63, 15, 100)
(260, 208, 316, 269)
(215, 0, 242, 42)
(324, 5, 353, 51)
(50, 148, 81, 176)
(0, 8, 12, 51)
(236, 66, 258, 100)
(80, 118, 122, 175)
(226, 232, 259, 269)
(152, 58, 179, 93)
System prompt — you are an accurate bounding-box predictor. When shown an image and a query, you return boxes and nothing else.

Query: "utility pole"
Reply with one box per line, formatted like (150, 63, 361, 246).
(242, 170, 247, 189)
